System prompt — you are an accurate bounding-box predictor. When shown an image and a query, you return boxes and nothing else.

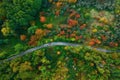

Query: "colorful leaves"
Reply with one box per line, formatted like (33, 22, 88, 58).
(0, 1, 120, 80)
(57, 51, 61, 55)
(68, 0, 77, 3)
(28, 29, 46, 46)
(28, 40, 37, 46)
(68, 19, 78, 26)
(89, 39, 101, 46)
(20, 35, 26, 41)
(40, 16, 46, 23)
(68, 10, 80, 19)
(95, 39, 101, 44)
(92, 29, 98, 33)
(55, 10, 60, 16)
(89, 40, 95, 46)
(99, 17, 108, 24)
(75, 13, 80, 18)
(69, 11, 76, 18)
(60, 30, 65, 35)
(1, 27, 12, 36)
(46, 24, 53, 29)
(101, 35, 107, 41)
(35, 29, 43, 35)
(19, 61, 32, 72)
(109, 42, 118, 47)
(56, 1, 62, 8)
(80, 24, 87, 30)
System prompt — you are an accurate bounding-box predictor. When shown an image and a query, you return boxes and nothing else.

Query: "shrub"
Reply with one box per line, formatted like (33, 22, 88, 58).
(14, 43, 27, 53)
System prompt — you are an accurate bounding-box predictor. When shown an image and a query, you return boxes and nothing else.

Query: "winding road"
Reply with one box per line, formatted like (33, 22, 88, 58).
(0, 42, 120, 64)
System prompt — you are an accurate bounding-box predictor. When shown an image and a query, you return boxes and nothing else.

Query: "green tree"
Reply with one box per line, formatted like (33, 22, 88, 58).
(0, 0, 42, 34)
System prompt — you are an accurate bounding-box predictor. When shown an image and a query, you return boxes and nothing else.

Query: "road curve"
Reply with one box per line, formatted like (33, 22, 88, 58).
(0, 42, 120, 64)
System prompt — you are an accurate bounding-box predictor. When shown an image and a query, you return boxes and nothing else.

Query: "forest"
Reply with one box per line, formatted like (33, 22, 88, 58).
(0, 0, 120, 80)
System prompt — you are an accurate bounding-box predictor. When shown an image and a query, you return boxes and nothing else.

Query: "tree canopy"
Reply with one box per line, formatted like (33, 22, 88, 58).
(0, 0, 42, 30)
